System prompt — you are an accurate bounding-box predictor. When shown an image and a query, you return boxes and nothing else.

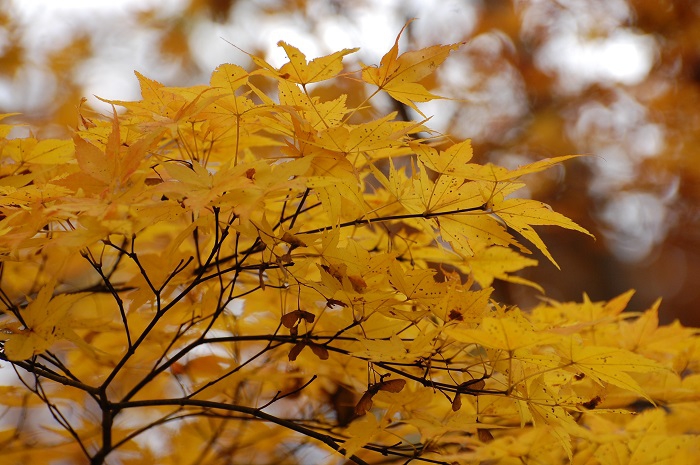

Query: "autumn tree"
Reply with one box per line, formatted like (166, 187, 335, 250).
(1, 25, 699, 465)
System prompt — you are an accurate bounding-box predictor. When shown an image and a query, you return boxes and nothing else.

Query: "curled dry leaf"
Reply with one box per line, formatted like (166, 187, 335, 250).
(326, 298, 347, 308)
(580, 396, 602, 410)
(348, 275, 367, 293)
(280, 232, 306, 249)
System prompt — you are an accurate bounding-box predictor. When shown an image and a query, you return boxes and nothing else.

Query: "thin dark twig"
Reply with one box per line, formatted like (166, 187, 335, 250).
(114, 397, 371, 465)
(258, 375, 318, 409)
(298, 204, 486, 235)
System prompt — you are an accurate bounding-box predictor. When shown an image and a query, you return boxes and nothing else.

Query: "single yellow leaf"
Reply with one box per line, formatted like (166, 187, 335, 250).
(491, 198, 593, 268)
(448, 313, 552, 352)
(412, 139, 474, 175)
(2, 284, 87, 361)
(557, 337, 667, 402)
(342, 413, 382, 457)
(26, 139, 74, 164)
(277, 41, 358, 85)
(465, 245, 542, 292)
(361, 21, 464, 115)
(210, 63, 249, 93)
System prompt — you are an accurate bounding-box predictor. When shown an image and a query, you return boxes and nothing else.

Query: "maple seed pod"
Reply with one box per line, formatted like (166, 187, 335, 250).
(377, 378, 406, 393)
(456, 378, 487, 394)
(288, 342, 305, 361)
(354, 390, 374, 416)
(451, 393, 462, 412)
(281, 312, 300, 329)
(309, 342, 329, 360)
(326, 298, 347, 308)
(477, 428, 494, 443)
(281, 309, 315, 329)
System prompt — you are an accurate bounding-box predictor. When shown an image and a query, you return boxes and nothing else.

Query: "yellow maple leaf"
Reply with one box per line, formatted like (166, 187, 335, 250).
(411, 139, 474, 175)
(2, 137, 74, 165)
(490, 198, 593, 268)
(361, 21, 464, 116)
(70, 107, 160, 195)
(273, 41, 358, 85)
(448, 311, 559, 353)
(414, 142, 581, 182)
(556, 336, 667, 402)
(2, 283, 87, 360)
(522, 375, 588, 460)
(342, 413, 387, 457)
(465, 245, 543, 292)
(210, 63, 249, 94)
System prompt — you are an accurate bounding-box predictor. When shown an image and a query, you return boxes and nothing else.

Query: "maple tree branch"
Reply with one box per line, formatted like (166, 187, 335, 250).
(114, 397, 371, 465)
(193, 202, 486, 274)
(2, 24, 687, 465)
(99, 210, 235, 392)
(109, 408, 196, 452)
(81, 250, 133, 348)
(258, 375, 318, 409)
(30, 375, 92, 461)
(285, 188, 312, 230)
(197, 334, 502, 396)
(6, 358, 100, 394)
(298, 204, 487, 235)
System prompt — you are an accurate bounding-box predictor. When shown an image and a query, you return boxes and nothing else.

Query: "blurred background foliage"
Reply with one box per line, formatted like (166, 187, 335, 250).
(2, 0, 698, 324)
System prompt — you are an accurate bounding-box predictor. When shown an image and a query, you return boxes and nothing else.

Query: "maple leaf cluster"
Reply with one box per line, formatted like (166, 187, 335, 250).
(0, 27, 698, 465)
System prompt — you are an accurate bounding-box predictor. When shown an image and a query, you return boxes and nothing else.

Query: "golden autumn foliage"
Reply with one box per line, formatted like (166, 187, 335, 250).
(1, 26, 699, 465)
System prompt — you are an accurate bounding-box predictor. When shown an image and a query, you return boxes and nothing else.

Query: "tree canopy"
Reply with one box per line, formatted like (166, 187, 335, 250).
(3, 0, 700, 325)
(1, 21, 699, 464)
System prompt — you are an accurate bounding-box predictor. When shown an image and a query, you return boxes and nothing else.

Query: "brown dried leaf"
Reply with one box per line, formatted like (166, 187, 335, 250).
(327, 298, 347, 308)
(281, 232, 307, 249)
(348, 275, 367, 293)
(581, 396, 602, 410)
